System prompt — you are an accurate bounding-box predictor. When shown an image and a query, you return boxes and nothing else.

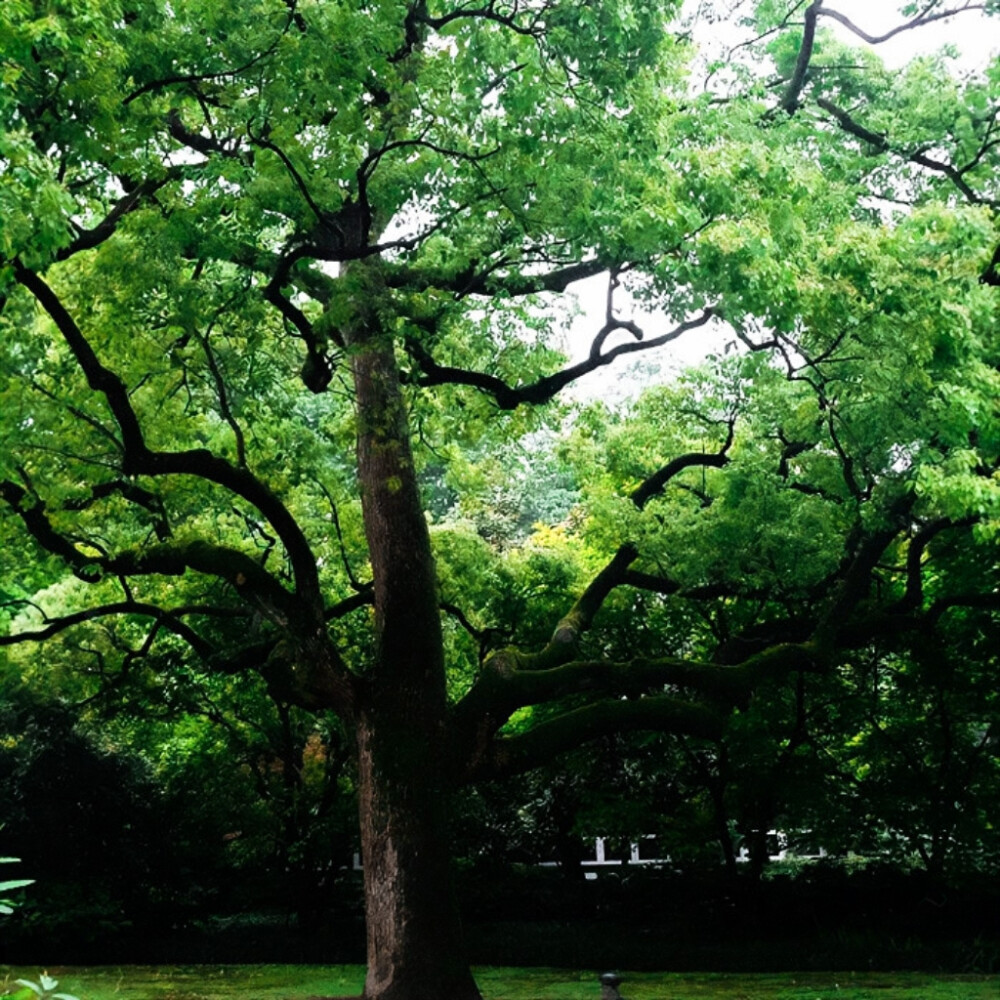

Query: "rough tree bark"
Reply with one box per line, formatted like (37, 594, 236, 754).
(347, 270, 481, 1000)
(356, 709, 479, 1000)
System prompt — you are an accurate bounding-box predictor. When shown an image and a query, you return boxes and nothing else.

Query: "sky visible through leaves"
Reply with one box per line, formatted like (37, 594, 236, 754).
(562, 0, 999, 403)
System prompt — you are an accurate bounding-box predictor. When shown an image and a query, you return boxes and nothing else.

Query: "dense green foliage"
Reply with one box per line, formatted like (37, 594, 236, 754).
(1, 0, 999, 989)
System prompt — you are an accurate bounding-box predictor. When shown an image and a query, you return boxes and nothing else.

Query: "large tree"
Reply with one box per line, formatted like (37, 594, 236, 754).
(2, 2, 999, 998)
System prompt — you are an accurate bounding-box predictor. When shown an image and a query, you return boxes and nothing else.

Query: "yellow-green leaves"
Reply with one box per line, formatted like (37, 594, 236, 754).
(0, 131, 74, 270)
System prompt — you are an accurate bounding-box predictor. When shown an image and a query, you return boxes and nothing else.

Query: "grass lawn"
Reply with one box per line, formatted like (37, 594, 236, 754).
(2, 966, 999, 1000)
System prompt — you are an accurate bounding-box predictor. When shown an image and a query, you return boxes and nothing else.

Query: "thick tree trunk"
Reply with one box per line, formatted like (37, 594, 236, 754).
(357, 709, 481, 1000)
(347, 281, 481, 1000)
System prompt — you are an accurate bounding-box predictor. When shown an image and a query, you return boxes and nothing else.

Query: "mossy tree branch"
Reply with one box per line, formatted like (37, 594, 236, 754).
(464, 694, 727, 782)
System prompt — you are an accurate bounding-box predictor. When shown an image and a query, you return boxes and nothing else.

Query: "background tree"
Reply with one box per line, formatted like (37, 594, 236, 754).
(2, 2, 1000, 998)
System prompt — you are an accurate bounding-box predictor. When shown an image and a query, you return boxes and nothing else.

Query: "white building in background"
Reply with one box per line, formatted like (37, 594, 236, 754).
(537, 832, 828, 879)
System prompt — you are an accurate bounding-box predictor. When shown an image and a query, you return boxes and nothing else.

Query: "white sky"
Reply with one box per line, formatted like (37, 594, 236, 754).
(560, 1, 998, 401)
(825, 1, 998, 69)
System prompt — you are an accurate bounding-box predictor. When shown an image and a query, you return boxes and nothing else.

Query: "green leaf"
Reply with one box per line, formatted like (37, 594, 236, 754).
(0, 879, 34, 891)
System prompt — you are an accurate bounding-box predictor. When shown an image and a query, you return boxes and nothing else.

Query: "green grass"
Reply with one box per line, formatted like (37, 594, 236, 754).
(1, 966, 998, 1000)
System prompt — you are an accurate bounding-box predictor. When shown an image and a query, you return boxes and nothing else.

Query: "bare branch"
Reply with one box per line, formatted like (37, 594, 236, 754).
(246, 126, 331, 230)
(262, 245, 337, 393)
(816, 98, 996, 208)
(419, 1, 551, 38)
(391, 257, 609, 298)
(409, 309, 715, 409)
(440, 600, 508, 663)
(621, 571, 737, 601)
(630, 420, 735, 510)
(62, 479, 172, 541)
(358, 136, 501, 189)
(818, 2, 986, 46)
(166, 109, 249, 162)
(28, 378, 123, 453)
(194, 318, 248, 468)
(325, 587, 375, 620)
(440, 601, 489, 643)
(317, 481, 367, 591)
(716, 0, 810, 69)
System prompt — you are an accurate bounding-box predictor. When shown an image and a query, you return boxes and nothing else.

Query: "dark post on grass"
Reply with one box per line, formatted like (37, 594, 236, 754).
(600, 972, 624, 1000)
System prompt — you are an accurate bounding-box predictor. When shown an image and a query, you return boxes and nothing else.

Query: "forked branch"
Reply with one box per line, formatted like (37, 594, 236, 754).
(12, 263, 324, 613)
(818, 2, 986, 45)
(0, 600, 215, 658)
(409, 309, 715, 409)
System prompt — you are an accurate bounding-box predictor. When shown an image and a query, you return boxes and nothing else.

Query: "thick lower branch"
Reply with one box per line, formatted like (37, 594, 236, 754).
(469, 695, 725, 781)
(13, 264, 324, 612)
(524, 544, 639, 669)
(0, 600, 213, 657)
(502, 655, 754, 707)
(106, 540, 296, 623)
(451, 635, 824, 783)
